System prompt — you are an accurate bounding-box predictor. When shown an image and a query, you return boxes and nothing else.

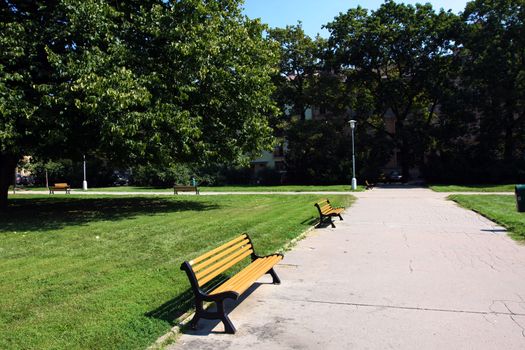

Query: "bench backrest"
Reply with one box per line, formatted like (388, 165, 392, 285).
(187, 234, 254, 287)
(314, 199, 334, 215)
(54, 183, 69, 189)
(174, 185, 197, 190)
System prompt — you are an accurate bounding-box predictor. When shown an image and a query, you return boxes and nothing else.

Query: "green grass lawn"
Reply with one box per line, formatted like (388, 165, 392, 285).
(450, 195, 525, 241)
(17, 184, 364, 192)
(430, 184, 516, 192)
(0, 194, 354, 350)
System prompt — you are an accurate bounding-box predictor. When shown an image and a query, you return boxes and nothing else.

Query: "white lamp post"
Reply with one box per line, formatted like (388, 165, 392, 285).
(349, 120, 357, 190)
(82, 155, 88, 191)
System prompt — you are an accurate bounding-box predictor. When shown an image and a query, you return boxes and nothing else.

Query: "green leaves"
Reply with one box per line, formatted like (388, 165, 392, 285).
(0, 0, 279, 166)
(325, 0, 459, 178)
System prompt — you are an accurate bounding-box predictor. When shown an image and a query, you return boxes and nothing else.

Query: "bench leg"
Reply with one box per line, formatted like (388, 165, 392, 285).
(189, 298, 204, 330)
(190, 299, 236, 334)
(319, 214, 336, 228)
(189, 312, 201, 330)
(217, 300, 236, 334)
(338, 214, 343, 221)
(328, 216, 335, 228)
(267, 268, 281, 285)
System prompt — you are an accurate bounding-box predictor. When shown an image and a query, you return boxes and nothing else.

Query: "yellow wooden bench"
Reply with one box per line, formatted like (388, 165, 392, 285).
(365, 180, 375, 190)
(180, 234, 283, 334)
(174, 185, 199, 195)
(49, 183, 71, 194)
(314, 198, 344, 228)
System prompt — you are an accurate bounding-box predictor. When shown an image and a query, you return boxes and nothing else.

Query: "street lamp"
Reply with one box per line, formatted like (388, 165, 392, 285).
(349, 120, 357, 190)
(82, 155, 88, 191)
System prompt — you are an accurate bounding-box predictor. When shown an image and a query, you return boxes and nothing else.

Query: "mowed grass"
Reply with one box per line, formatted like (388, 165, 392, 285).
(18, 184, 363, 192)
(450, 195, 525, 241)
(430, 184, 516, 192)
(0, 194, 354, 350)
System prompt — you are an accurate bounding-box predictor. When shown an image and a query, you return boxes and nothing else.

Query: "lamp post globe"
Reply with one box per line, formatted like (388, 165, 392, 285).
(349, 120, 357, 190)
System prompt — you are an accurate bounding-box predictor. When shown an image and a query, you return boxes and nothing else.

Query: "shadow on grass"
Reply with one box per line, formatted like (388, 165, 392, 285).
(146, 288, 196, 326)
(0, 197, 220, 233)
(300, 217, 318, 226)
(146, 282, 263, 335)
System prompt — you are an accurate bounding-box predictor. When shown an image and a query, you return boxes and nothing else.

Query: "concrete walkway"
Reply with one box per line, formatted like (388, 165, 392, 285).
(169, 187, 525, 350)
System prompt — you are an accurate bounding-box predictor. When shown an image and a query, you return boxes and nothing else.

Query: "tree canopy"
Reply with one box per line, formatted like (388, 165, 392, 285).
(324, 0, 459, 179)
(0, 0, 279, 207)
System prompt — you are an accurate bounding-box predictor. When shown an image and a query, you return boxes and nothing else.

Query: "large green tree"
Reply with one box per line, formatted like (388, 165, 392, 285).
(459, 0, 525, 163)
(0, 0, 279, 208)
(267, 23, 321, 121)
(325, 1, 459, 179)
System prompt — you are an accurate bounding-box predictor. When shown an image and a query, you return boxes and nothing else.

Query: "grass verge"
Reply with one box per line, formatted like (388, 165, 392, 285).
(449, 194, 524, 241)
(430, 184, 515, 192)
(17, 184, 364, 192)
(0, 194, 354, 349)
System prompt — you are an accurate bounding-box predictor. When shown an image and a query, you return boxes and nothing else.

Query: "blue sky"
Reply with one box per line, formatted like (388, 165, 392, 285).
(242, 0, 469, 38)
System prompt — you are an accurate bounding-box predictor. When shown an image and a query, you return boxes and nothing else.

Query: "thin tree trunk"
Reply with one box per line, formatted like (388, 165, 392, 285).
(0, 153, 18, 210)
(400, 140, 410, 182)
(503, 113, 514, 162)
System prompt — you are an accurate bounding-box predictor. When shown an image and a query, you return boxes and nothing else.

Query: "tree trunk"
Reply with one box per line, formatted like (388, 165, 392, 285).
(400, 141, 410, 182)
(503, 115, 514, 162)
(0, 153, 18, 210)
(395, 118, 410, 182)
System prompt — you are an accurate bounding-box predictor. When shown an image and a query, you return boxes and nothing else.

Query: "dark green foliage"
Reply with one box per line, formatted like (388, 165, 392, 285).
(324, 1, 459, 180)
(267, 23, 322, 121)
(422, 0, 525, 183)
(130, 163, 253, 187)
(27, 158, 118, 187)
(285, 118, 391, 184)
(131, 163, 194, 187)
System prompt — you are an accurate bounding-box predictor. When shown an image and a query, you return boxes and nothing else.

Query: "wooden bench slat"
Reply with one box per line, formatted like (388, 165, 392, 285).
(211, 255, 282, 295)
(191, 234, 248, 265)
(223, 256, 282, 295)
(194, 244, 253, 281)
(232, 257, 281, 294)
(49, 183, 71, 194)
(210, 257, 270, 295)
(197, 249, 254, 286)
(192, 238, 251, 273)
(217, 256, 273, 290)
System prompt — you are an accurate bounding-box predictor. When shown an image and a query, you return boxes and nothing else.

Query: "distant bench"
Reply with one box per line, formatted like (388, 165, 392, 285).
(314, 198, 344, 228)
(180, 234, 283, 333)
(173, 185, 199, 195)
(49, 183, 71, 194)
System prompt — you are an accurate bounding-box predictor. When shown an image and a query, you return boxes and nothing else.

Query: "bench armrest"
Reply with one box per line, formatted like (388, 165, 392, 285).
(202, 291, 240, 302)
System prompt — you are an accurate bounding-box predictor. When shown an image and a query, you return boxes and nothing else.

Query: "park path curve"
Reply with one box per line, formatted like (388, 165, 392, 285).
(168, 187, 525, 350)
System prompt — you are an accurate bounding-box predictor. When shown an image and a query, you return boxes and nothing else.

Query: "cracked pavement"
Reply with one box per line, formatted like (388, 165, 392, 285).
(168, 187, 525, 349)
